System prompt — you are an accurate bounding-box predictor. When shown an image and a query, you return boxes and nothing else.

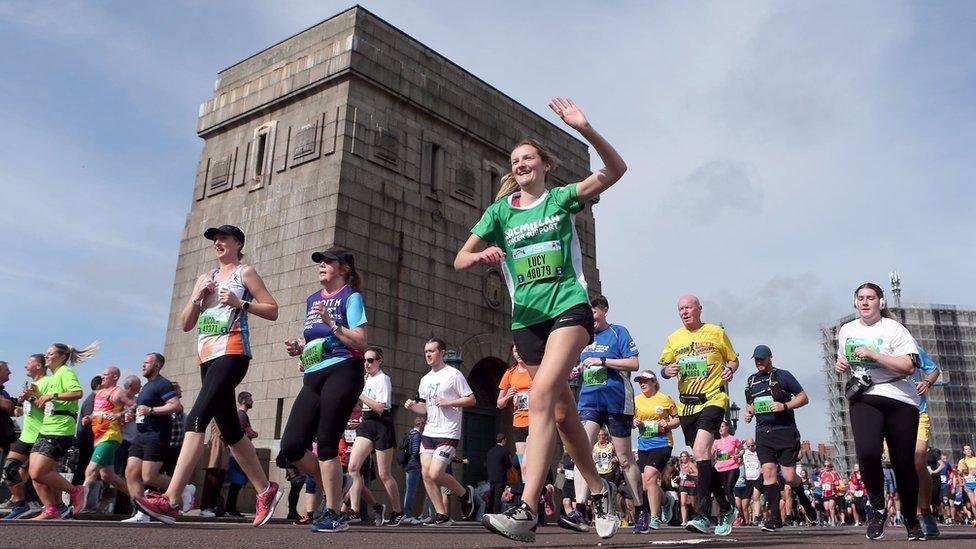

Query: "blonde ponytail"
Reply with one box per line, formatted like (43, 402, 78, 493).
(53, 341, 99, 365)
(496, 139, 559, 200)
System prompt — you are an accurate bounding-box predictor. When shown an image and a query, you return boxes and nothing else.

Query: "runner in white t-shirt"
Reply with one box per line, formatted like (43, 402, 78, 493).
(403, 338, 476, 526)
(346, 346, 403, 525)
(734, 439, 762, 525)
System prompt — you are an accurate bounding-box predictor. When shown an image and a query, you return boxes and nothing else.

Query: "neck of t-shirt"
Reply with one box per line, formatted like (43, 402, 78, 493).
(320, 283, 348, 298)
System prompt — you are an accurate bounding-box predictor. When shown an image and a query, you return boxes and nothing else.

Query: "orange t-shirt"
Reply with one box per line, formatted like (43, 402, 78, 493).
(499, 365, 533, 428)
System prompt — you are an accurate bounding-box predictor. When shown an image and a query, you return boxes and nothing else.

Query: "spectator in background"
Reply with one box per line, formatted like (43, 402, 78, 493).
(224, 391, 257, 517)
(199, 420, 229, 517)
(72, 375, 102, 486)
(164, 382, 185, 477)
(0, 361, 15, 455)
(486, 433, 513, 514)
(401, 417, 424, 524)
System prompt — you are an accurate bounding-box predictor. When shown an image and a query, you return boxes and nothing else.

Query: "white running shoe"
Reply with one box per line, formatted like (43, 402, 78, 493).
(181, 485, 196, 513)
(593, 479, 620, 539)
(122, 511, 152, 523)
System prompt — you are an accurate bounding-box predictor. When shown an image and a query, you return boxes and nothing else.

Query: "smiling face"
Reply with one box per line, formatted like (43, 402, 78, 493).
(510, 143, 549, 190)
(25, 355, 46, 378)
(44, 346, 66, 368)
(212, 233, 242, 262)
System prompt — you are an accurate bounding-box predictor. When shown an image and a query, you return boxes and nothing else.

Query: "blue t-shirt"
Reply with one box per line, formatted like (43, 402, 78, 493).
(744, 368, 803, 431)
(578, 324, 639, 415)
(915, 345, 938, 413)
(136, 375, 177, 439)
(301, 285, 367, 374)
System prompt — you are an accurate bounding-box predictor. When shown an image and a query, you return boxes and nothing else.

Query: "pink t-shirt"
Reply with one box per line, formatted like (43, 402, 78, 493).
(714, 435, 741, 472)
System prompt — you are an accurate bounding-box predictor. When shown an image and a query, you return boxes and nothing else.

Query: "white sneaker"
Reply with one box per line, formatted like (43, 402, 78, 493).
(593, 479, 620, 539)
(122, 511, 152, 523)
(199, 509, 216, 518)
(181, 485, 196, 513)
(0, 499, 15, 512)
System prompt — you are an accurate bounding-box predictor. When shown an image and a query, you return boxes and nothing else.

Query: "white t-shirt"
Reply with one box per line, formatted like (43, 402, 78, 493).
(837, 317, 920, 407)
(743, 449, 761, 480)
(362, 371, 392, 412)
(418, 365, 473, 439)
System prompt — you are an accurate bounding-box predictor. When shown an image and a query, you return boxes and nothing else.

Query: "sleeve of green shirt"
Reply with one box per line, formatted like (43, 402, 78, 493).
(471, 203, 499, 243)
(554, 183, 583, 214)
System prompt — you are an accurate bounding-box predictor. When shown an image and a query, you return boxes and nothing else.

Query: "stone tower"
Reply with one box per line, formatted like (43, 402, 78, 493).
(164, 6, 601, 498)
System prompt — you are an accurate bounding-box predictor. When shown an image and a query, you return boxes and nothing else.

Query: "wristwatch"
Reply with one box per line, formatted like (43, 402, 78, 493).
(241, 301, 251, 311)
(600, 357, 606, 367)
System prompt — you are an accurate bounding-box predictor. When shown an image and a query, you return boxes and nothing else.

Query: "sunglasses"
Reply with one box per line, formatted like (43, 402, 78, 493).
(365, 358, 378, 364)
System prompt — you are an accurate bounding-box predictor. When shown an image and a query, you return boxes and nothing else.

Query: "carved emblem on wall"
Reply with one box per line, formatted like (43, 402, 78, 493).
(483, 268, 504, 310)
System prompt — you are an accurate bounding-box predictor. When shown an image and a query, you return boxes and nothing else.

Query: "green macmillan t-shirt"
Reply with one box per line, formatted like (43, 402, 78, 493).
(471, 183, 589, 330)
(39, 366, 82, 436)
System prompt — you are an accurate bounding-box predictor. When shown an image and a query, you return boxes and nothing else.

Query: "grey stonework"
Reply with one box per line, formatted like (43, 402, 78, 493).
(165, 6, 601, 511)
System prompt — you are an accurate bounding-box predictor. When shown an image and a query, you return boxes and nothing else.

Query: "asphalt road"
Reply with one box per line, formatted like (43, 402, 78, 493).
(4, 521, 976, 548)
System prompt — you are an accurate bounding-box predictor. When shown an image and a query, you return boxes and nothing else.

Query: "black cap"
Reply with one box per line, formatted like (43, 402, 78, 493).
(752, 345, 772, 359)
(312, 249, 356, 271)
(204, 225, 245, 246)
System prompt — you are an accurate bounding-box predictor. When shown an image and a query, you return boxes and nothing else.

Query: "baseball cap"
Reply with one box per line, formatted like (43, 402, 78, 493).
(203, 225, 245, 246)
(634, 370, 657, 382)
(752, 345, 772, 359)
(311, 248, 356, 272)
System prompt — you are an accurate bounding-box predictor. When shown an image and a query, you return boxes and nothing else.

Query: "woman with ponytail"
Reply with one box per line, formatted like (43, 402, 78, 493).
(455, 97, 627, 542)
(26, 341, 97, 519)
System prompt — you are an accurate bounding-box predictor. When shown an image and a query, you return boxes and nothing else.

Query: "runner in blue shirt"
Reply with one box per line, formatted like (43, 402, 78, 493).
(913, 345, 941, 537)
(562, 295, 647, 532)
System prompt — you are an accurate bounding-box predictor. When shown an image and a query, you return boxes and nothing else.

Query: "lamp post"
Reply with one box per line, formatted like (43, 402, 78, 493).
(727, 402, 741, 434)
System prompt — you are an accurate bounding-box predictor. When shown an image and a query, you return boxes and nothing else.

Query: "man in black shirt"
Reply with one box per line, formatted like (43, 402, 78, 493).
(742, 345, 817, 530)
(485, 433, 513, 514)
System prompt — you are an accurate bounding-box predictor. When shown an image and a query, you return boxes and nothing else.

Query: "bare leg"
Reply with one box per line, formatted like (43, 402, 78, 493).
(611, 435, 643, 507)
(163, 431, 206, 503)
(375, 448, 402, 513)
(227, 437, 270, 494)
(420, 454, 448, 516)
(573, 421, 602, 504)
(346, 437, 375, 513)
(319, 457, 343, 511)
(645, 467, 662, 517)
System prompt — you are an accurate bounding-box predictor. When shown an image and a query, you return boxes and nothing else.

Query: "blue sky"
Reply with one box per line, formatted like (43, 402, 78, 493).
(1, 1, 974, 448)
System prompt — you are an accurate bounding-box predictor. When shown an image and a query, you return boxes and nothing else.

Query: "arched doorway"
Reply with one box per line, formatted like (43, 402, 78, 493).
(462, 356, 509, 487)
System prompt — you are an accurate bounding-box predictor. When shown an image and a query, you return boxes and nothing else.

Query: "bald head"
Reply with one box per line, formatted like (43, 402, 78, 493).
(677, 294, 703, 329)
(100, 366, 121, 388)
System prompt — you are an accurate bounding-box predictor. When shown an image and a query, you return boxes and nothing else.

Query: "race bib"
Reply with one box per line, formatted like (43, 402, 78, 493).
(735, 476, 747, 488)
(678, 355, 708, 378)
(514, 391, 530, 412)
(638, 421, 660, 438)
(23, 400, 31, 416)
(197, 307, 233, 335)
(583, 366, 608, 386)
(753, 396, 774, 414)
(564, 468, 574, 480)
(44, 401, 54, 416)
(822, 482, 833, 494)
(135, 409, 146, 424)
(844, 337, 882, 366)
(966, 475, 976, 484)
(343, 429, 357, 443)
(854, 490, 864, 498)
(301, 338, 337, 366)
(717, 451, 730, 461)
(512, 241, 564, 285)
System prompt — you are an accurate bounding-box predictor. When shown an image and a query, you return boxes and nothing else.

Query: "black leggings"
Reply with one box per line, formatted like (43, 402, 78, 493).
(717, 468, 740, 501)
(279, 358, 365, 462)
(185, 355, 249, 445)
(850, 395, 919, 515)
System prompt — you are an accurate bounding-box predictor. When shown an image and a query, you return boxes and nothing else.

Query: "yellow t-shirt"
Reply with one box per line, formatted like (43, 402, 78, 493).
(958, 457, 976, 483)
(634, 392, 678, 448)
(593, 441, 616, 476)
(658, 323, 737, 416)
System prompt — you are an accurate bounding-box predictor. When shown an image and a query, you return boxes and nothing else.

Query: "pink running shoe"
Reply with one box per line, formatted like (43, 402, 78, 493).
(68, 485, 88, 516)
(732, 515, 743, 527)
(133, 492, 179, 525)
(253, 481, 282, 527)
(542, 484, 555, 517)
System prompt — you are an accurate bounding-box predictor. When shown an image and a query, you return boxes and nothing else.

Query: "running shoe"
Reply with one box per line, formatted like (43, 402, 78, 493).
(685, 516, 711, 534)
(373, 503, 386, 526)
(733, 515, 743, 527)
(482, 501, 537, 543)
(865, 510, 887, 540)
(593, 479, 620, 539)
(122, 511, 152, 523)
(199, 508, 216, 518)
(59, 502, 74, 519)
(714, 507, 735, 536)
(542, 484, 554, 516)
(252, 481, 282, 527)
(15, 501, 43, 520)
(133, 493, 179, 525)
(2, 501, 31, 520)
(906, 519, 926, 541)
(311, 508, 349, 533)
(459, 484, 476, 520)
(30, 505, 62, 520)
(648, 516, 663, 530)
(293, 513, 311, 525)
(920, 513, 940, 538)
(226, 510, 245, 518)
(634, 508, 650, 534)
(312, 474, 351, 522)
(761, 518, 782, 532)
(661, 492, 674, 524)
(425, 513, 454, 527)
(558, 509, 590, 532)
(388, 511, 405, 526)
(0, 499, 15, 511)
(345, 511, 362, 524)
(181, 485, 196, 513)
(68, 484, 87, 516)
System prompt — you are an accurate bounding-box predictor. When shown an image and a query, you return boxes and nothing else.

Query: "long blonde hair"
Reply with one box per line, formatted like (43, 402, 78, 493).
(495, 139, 559, 200)
(52, 341, 99, 365)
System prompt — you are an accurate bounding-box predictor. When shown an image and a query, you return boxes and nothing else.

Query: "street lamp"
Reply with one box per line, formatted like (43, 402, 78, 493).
(727, 402, 740, 434)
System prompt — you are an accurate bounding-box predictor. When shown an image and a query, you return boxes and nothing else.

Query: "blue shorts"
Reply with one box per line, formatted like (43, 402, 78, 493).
(579, 409, 633, 438)
(882, 468, 897, 493)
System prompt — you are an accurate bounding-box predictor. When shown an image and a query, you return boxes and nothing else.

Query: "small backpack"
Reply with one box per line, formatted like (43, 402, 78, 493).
(396, 429, 413, 466)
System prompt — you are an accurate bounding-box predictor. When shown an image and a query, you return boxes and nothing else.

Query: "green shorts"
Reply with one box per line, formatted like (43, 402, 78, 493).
(91, 440, 121, 467)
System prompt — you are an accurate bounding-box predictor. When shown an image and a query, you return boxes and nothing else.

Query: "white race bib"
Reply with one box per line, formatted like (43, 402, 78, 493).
(44, 401, 54, 416)
(23, 400, 31, 416)
(135, 410, 146, 424)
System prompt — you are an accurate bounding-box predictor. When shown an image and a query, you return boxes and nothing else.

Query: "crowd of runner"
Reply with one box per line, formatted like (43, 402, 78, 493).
(1, 97, 973, 543)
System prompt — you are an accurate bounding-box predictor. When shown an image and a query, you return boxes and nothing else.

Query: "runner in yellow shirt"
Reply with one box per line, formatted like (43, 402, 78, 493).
(659, 295, 738, 536)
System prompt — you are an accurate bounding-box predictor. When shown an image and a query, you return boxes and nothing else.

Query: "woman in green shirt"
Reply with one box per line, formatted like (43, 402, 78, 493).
(26, 342, 96, 519)
(456, 97, 627, 542)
